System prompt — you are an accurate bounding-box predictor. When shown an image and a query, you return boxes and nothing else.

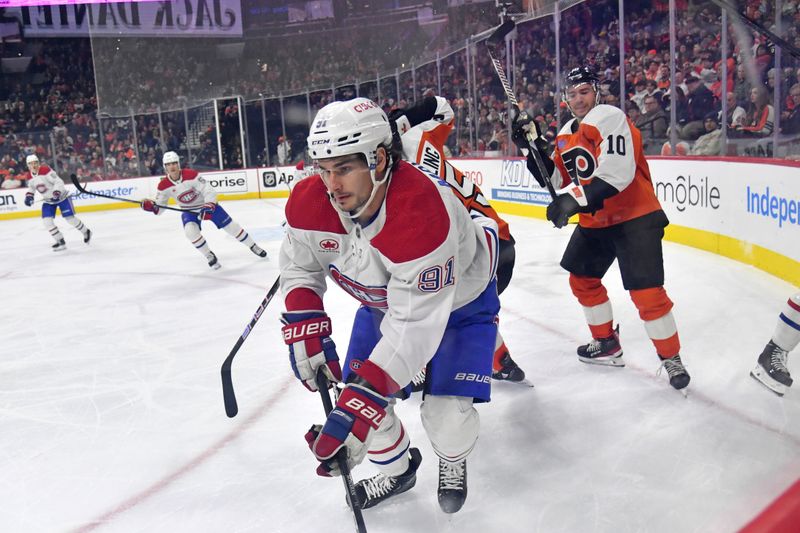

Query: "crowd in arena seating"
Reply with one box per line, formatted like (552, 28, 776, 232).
(2, 0, 799, 189)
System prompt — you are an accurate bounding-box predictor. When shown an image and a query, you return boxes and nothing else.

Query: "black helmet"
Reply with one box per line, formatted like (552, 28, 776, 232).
(564, 66, 600, 90)
(562, 66, 601, 111)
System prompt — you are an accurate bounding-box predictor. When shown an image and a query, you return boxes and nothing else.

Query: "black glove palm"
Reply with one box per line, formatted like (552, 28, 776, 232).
(546, 193, 580, 229)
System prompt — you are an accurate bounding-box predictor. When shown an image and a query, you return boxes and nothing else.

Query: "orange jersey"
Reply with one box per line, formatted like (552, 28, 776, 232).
(399, 96, 512, 241)
(552, 104, 662, 228)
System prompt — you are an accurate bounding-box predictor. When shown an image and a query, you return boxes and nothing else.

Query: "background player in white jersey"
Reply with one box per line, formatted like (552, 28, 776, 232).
(140, 151, 267, 269)
(389, 95, 527, 384)
(512, 66, 690, 391)
(751, 291, 799, 396)
(23, 154, 91, 251)
(280, 98, 499, 513)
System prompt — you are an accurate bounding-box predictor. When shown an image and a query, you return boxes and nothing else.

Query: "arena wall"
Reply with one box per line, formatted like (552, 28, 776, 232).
(2, 157, 797, 286)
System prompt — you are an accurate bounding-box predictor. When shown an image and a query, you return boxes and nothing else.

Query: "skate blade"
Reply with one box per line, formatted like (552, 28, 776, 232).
(53, 247, 67, 252)
(493, 377, 535, 388)
(578, 355, 625, 367)
(211, 264, 222, 270)
(750, 367, 786, 397)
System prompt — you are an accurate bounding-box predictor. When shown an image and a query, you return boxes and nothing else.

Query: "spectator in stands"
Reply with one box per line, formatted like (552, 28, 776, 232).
(734, 85, 775, 138)
(680, 74, 716, 140)
(276, 135, 292, 165)
(725, 91, 747, 129)
(690, 112, 722, 156)
(781, 83, 800, 135)
(638, 95, 669, 155)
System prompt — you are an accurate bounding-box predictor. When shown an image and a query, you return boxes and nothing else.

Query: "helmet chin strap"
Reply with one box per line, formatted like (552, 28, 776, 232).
(329, 153, 393, 221)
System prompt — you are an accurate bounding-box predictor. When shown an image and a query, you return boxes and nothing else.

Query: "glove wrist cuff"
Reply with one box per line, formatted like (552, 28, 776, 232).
(353, 359, 401, 397)
(556, 183, 588, 207)
(282, 316, 331, 344)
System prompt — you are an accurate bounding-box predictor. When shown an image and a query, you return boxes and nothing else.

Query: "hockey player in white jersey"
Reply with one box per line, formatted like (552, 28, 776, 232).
(751, 291, 799, 396)
(140, 151, 267, 269)
(390, 95, 528, 385)
(23, 155, 92, 251)
(280, 98, 500, 514)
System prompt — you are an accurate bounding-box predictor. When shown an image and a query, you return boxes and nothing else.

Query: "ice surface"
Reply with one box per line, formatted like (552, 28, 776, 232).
(1, 199, 797, 533)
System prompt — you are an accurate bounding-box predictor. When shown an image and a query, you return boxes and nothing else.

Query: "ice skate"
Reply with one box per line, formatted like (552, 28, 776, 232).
(207, 252, 221, 270)
(751, 341, 792, 396)
(250, 244, 267, 258)
(52, 238, 66, 252)
(352, 447, 422, 510)
(492, 349, 529, 385)
(577, 325, 624, 366)
(658, 353, 690, 390)
(437, 457, 467, 513)
(83, 229, 92, 244)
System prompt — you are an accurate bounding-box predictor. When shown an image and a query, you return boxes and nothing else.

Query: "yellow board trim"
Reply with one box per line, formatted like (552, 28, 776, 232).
(490, 199, 798, 286)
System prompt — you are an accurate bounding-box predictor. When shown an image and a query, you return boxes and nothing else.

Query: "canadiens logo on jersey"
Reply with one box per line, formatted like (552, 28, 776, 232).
(177, 189, 200, 204)
(561, 146, 597, 182)
(36, 184, 48, 194)
(329, 265, 387, 309)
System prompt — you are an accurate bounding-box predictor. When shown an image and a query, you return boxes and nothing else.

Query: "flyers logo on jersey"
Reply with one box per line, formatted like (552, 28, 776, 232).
(178, 190, 200, 204)
(561, 146, 597, 181)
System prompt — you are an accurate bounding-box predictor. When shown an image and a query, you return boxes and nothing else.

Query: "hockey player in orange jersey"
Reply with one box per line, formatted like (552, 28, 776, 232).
(389, 95, 527, 384)
(512, 66, 690, 390)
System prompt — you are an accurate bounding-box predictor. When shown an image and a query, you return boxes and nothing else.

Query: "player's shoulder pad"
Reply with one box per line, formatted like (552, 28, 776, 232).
(580, 104, 629, 136)
(157, 177, 174, 191)
(285, 175, 346, 234)
(39, 165, 52, 174)
(557, 118, 578, 136)
(371, 160, 450, 263)
(181, 169, 200, 181)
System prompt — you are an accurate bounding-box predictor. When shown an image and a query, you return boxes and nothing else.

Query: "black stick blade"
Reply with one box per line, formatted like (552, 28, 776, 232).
(486, 19, 516, 51)
(221, 357, 238, 417)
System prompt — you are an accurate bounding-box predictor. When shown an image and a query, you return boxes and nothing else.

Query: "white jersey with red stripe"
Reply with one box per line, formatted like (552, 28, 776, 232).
(398, 96, 511, 240)
(551, 104, 662, 228)
(153, 169, 217, 211)
(26, 165, 67, 204)
(279, 160, 498, 388)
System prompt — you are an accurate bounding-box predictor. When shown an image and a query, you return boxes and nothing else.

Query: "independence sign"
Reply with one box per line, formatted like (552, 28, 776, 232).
(9, 0, 243, 37)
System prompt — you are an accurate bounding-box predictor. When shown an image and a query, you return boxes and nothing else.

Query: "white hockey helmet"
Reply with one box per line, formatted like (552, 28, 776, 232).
(26, 154, 40, 165)
(307, 98, 395, 218)
(307, 98, 393, 170)
(162, 151, 180, 166)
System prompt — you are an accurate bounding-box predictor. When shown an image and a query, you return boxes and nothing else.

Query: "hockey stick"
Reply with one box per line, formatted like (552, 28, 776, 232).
(69, 173, 199, 213)
(316, 372, 368, 533)
(711, 0, 800, 60)
(485, 20, 557, 200)
(221, 275, 281, 417)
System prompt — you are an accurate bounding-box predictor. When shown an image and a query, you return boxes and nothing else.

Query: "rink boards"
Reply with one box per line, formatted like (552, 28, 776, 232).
(1, 157, 798, 285)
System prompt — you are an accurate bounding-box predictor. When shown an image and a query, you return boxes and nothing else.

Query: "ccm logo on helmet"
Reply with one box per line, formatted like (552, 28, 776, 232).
(353, 101, 378, 113)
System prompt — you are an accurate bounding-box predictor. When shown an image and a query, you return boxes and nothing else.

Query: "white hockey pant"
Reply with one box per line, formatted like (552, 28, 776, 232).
(421, 395, 479, 462)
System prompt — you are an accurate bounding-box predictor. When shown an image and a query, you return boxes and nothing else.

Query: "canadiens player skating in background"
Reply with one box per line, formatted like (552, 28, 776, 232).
(751, 291, 799, 396)
(23, 154, 92, 251)
(280, 98, 499, 513)
(389, 95, 528, 385)
(140, 151, 267, 269)
(512, 66, 690, 390)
